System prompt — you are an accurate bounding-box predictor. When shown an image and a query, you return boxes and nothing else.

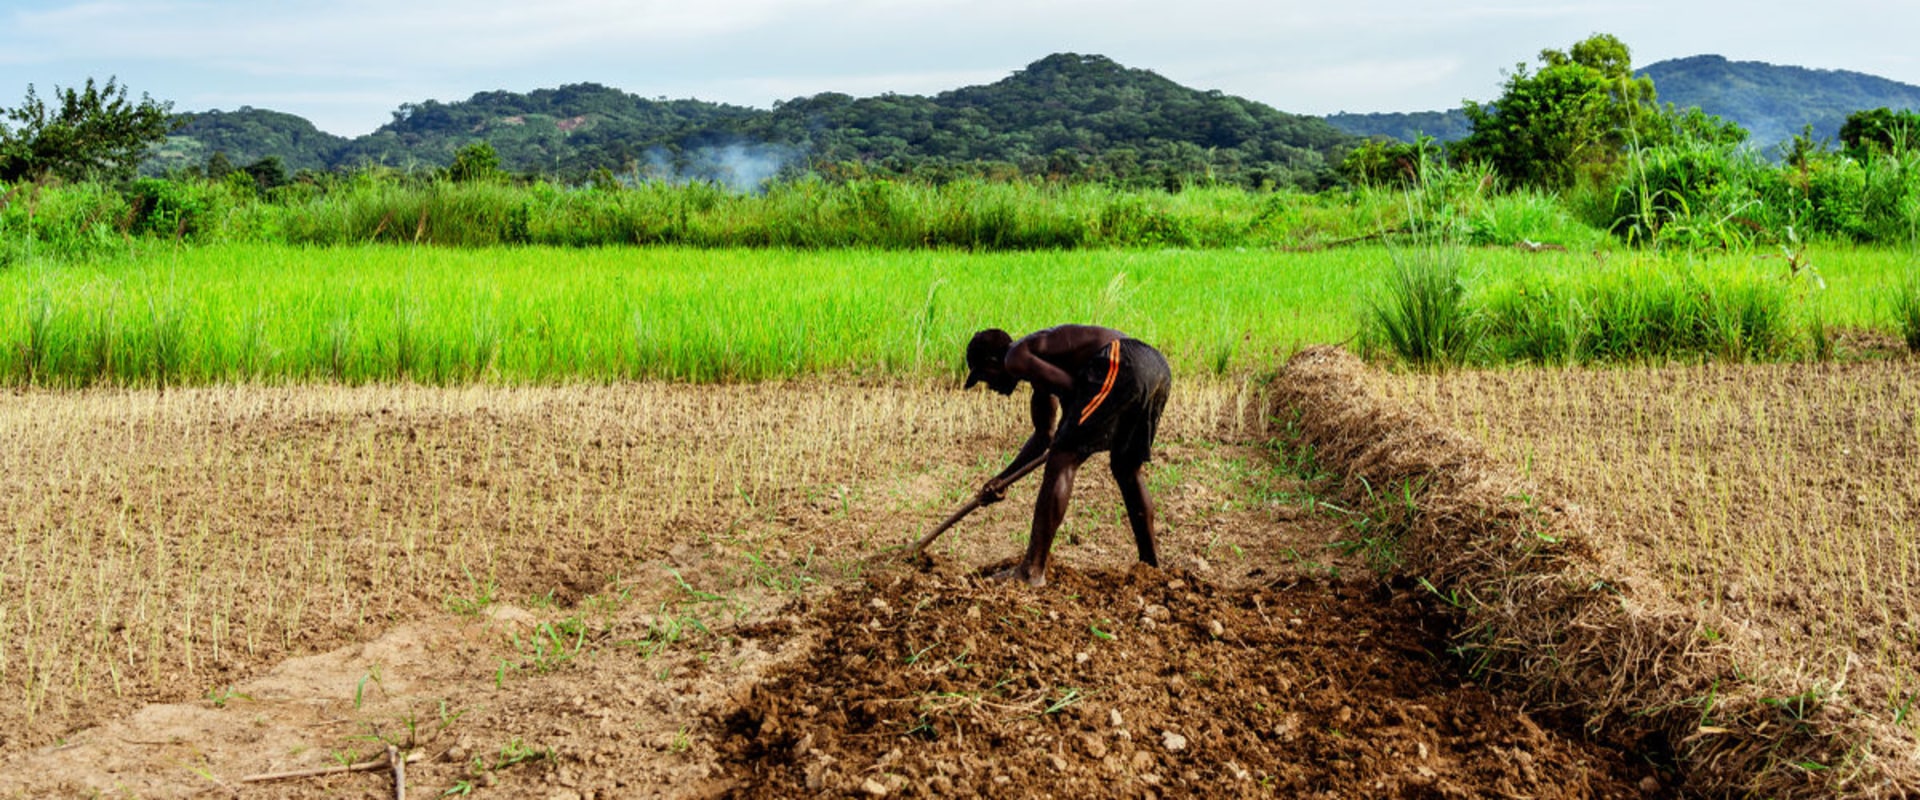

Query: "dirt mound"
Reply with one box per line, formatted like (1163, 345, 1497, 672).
(713, 561, 1665, 798)
(1270, 346, 1895, 798)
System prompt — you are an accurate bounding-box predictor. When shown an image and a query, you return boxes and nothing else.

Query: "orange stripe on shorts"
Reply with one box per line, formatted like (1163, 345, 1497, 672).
(1078, 340, 1123, 424)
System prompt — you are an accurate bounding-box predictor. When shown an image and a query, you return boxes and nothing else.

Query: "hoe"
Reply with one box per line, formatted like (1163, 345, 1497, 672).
(907, 450, 1050, 558)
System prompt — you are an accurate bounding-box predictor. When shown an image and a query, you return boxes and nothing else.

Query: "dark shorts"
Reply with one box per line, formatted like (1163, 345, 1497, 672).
(1052, 339, 1171, 465)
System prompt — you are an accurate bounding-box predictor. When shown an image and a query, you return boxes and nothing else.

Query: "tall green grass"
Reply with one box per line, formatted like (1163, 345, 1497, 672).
(7, 243, 1908, 386)
(1363, 247, 1482, 368)
(1592, 136, 1920, 249)
(1367, 245, 1905, 368)
(1, 175, 1608, 258)
(1482, 262, 1812, 363)
(1890, 266, 1920, 352)
(0, 244, 1378, 386)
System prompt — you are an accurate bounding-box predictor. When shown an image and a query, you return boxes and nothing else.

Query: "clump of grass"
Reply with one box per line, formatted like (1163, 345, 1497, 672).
(1890, 267, 1920, 352)
(1481, 261, 1809, 364)
(1364, 246, 1482, 369)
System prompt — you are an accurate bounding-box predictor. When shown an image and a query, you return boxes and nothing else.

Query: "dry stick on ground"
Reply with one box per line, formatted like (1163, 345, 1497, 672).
(240, 749, 423, 785)
(389, 744, 406, 800)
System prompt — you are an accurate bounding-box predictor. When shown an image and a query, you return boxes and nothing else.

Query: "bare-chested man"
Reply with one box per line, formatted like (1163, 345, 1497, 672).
(963, 324, 1172, 587)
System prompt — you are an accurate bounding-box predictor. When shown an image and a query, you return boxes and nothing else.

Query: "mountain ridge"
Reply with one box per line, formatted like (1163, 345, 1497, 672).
(146, 53, 1920, 183)
(1326, 54, 1920, 149)
(146, 53, 1354, 189)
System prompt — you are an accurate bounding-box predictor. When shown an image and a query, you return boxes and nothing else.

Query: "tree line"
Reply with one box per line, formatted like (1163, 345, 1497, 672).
(7, 38, 1920, 249)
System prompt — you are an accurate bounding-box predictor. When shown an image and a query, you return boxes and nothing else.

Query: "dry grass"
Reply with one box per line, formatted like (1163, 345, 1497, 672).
(1272, 348, 1919, 797)
(1377, 361, 1920, 724)
(0, 377, 1274, 747)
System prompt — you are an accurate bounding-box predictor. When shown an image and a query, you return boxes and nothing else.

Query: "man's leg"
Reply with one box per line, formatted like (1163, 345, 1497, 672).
(1009, 449, 1085, 587)
(1112, 455, 1159, 567)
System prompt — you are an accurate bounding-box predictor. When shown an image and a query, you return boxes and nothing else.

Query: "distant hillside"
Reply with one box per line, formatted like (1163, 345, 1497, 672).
(146, 107, 349, 174)
(1324, 109, 1471, 144)
(1643, 55, 1920, 148)
(144, 54, 1361, 189)
(1324, 55, 1920, 151)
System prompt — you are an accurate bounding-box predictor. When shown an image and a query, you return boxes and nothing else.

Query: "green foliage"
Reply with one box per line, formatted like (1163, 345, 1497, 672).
(1482, 262, 1811, 363)
(1, 77, 177, 182)
(125, 177, 231, 240)
(447, 142, 504, 184)
(1458, 34, 1651, 190)
(141, 56, 1355, 190)
(145, 106, 347, 175)
(1363, 246, 1482, 369)
(1604, 138, 1777, 249)
(1457, 34, 1744, 193)
(1890, 268, 1920, 352)
(1326, 110, 1473, 145)
(1338, 138, 1424, 187)
(1599, 125, 1920, 248)
(21, 173, 1556, 253)
(1840, 108, 1920, 157)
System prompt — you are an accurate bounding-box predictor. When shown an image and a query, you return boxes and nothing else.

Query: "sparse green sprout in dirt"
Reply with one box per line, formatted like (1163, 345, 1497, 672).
(205, 685, 251, 709)
(355, 664, 386, 710)
(1042, 687, 1088, 715)
(513, 618, 590, 674)
(444, 569, 499, 616)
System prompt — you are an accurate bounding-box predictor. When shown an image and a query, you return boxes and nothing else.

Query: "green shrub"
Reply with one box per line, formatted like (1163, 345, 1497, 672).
(3, 181, 130, 261)
(126, 177, 228, 240)
(1365, 247, 1481, 368)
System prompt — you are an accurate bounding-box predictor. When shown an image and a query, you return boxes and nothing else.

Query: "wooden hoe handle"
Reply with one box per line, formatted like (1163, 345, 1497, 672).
(908, 451, 1050, 557)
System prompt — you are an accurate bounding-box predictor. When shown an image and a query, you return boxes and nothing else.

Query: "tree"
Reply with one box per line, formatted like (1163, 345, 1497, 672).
(1838, 107, 1920, 156)
(1456, 34, 1663, 190)
(0, 77, 177, 182)
(447, 141, 504, 183)
(244, 156, 288, 190)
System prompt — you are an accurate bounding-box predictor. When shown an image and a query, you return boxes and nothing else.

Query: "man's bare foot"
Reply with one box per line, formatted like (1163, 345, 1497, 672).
(987, 564, 1047, 588)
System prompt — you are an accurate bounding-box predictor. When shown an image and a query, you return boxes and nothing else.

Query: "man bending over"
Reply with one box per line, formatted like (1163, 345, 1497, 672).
(963, 325, 1172, 587)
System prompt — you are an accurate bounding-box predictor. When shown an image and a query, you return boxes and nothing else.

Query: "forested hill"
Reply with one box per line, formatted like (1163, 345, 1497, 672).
(1326, 55, 1920, 150)
(146, 107, 350, 174)
(1323, 109, 1472, 146)
(145, 54, 1359, 189)
(1640, 55, 1920, 147)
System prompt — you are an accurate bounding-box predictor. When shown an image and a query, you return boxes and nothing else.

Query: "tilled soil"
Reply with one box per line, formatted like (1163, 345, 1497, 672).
(714, 561, 1669, 799)
(0, 381, 1681, 798)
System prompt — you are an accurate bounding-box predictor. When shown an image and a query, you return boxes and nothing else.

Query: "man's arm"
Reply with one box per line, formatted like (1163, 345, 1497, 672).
(1004, 342, 1075, 396)
(980, 388, 1056, 502)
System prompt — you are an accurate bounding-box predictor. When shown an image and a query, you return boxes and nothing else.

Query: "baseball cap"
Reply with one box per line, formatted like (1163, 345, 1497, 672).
(964, 329, 1012, 388)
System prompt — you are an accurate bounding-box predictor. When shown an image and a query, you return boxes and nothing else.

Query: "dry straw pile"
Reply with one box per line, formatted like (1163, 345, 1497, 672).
(1273, 346, 1919, 798)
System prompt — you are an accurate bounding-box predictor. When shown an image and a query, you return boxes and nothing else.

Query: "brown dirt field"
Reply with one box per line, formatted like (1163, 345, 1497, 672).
(0, 379, 1670, 798)
(716, 562, 1661, 799)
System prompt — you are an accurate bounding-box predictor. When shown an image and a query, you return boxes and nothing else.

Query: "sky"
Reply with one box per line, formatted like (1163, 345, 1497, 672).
(3, 0, 1917, 138)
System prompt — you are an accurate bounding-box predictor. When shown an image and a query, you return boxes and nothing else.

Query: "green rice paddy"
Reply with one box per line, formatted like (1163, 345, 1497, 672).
(0, 243, 1910, 386)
